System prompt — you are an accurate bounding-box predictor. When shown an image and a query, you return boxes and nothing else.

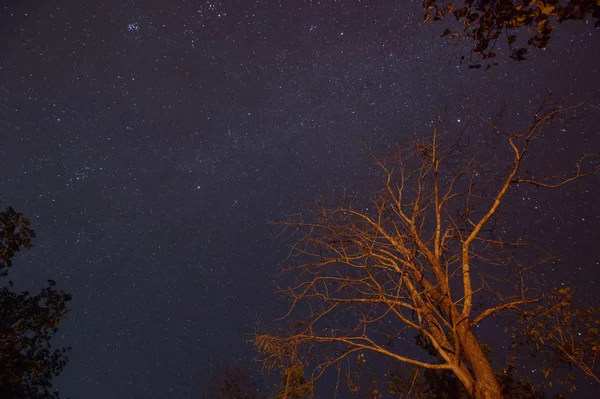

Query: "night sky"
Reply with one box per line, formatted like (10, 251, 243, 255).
(1, 0, 599, 398)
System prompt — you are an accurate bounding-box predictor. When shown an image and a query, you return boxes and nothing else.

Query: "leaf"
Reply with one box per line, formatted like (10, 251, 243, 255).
(542, 367, 552, 378)
(510, 47, 528, 61)
(423, 0, 435, 10)
(537, 41, 549, 50)
(424, 13, 431, 23)
(441, 28, 452, 37)
(453, 7, 468, 19)
(541, 4, 555, 15)
(508, 35, 517, 44)
(537, 19, 549, 34)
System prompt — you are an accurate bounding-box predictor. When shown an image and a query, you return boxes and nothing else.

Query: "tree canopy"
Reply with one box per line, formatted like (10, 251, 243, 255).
(0, 205, 71, 399)
(422, 0, 600, 68)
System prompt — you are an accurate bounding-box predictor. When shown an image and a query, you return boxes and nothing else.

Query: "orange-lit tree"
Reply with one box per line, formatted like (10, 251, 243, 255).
(255, 103, 599, 399)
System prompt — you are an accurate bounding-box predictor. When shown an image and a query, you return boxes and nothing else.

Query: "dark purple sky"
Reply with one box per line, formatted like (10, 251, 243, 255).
(1, 1, 599, 398)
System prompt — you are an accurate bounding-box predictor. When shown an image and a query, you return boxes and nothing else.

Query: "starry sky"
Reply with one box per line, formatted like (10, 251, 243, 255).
(1, 0, 599, 398)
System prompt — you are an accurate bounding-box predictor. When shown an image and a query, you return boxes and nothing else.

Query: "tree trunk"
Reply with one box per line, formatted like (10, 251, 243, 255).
(457, 325, 503, 399)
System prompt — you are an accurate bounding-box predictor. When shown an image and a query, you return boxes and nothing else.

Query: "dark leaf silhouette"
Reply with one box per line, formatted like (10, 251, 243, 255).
(510, 47, 529, 61)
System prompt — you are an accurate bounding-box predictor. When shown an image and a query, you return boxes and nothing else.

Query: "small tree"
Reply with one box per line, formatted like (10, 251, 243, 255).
(255, 104, 599, 399)
(272, 363, 313, 399)
(254, 331, 314, 399)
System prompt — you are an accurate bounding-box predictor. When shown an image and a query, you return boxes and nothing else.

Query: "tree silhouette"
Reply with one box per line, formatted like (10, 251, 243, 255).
(422, 0, 600, 68)
(254, 103, 600, 399)
(202, 365, 262, 399)
(0, 205, 71, 399)
(201, 362, 313, 399)
(0, 206, 35, 276)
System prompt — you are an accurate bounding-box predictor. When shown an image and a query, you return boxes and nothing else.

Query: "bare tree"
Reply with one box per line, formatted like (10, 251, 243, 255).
(254, 103, 599, 399)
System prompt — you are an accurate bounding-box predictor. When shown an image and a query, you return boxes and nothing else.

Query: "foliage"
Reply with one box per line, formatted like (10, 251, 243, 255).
(0, 205, 71, 399)
(422, 0, 600, 68)
(0, 206, 35, 276)
(512, 287, 600, 391)
(496, 358, 547, 399)
(202, 365, 262, 399)
(0, 282, 71, 399)
(386, 362, 470, 399)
